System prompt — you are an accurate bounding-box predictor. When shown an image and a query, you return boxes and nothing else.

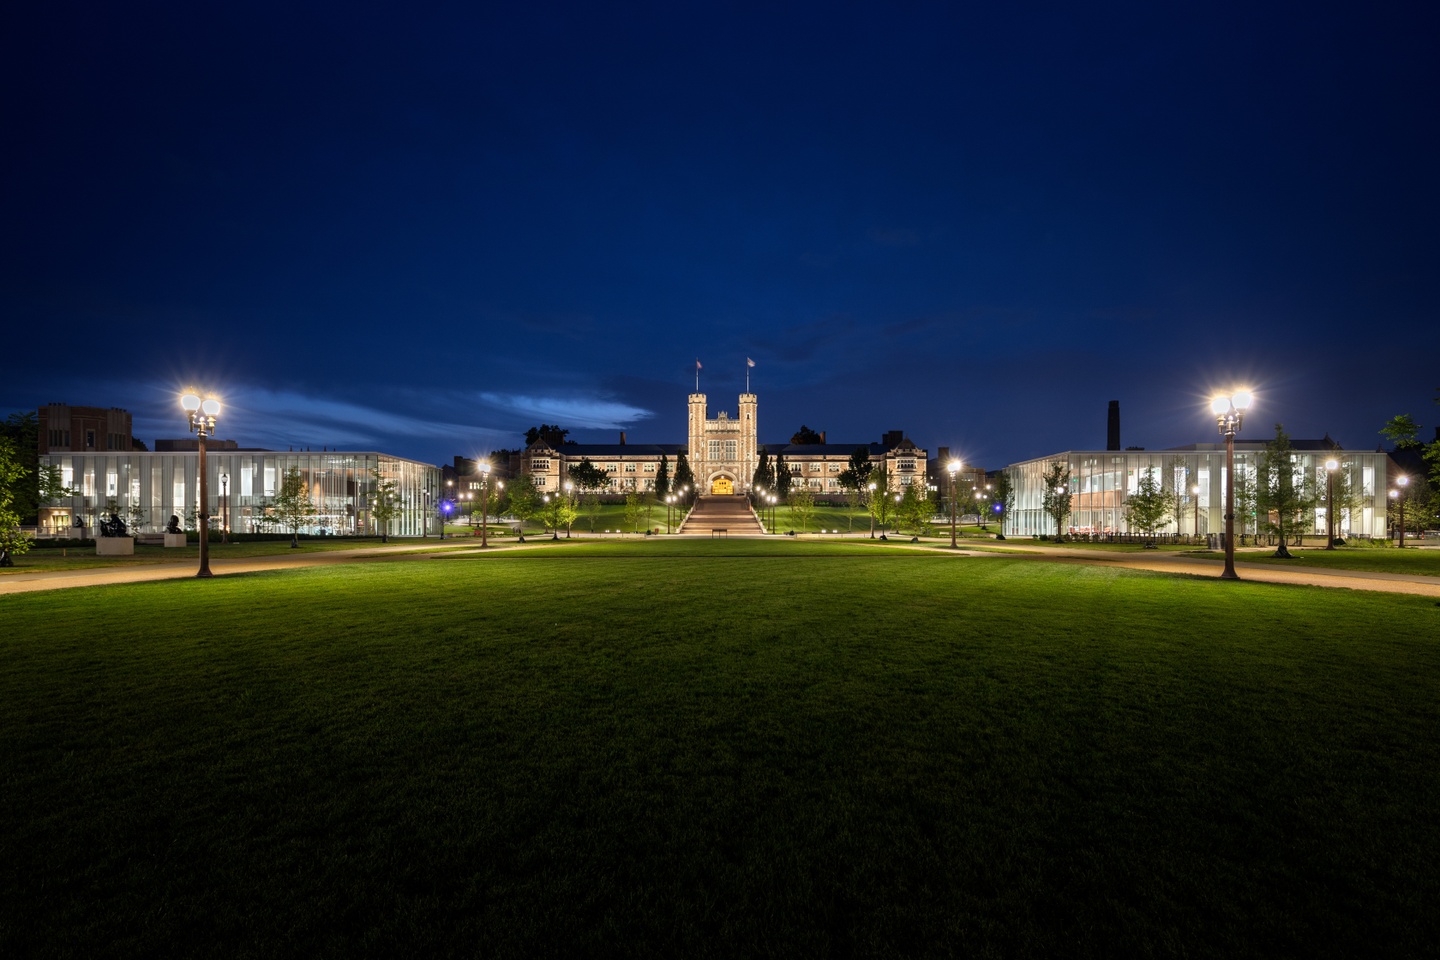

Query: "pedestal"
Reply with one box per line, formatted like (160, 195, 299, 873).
(164, 533, 188, 548)
(96, 537, 136, 556)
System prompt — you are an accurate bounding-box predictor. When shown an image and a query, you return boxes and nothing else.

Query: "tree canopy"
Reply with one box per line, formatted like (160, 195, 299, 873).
(1256, 423, 1313, 558)
(524, 424, 573, 447)
(1123, 471, 1175, 537)
(1040, 461, 1072, 539)
(790, 425, 823, 445)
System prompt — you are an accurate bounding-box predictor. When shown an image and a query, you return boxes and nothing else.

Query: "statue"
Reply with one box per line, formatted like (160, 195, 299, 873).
(166, 515, 182, 534)
(99, 513, 127, 538)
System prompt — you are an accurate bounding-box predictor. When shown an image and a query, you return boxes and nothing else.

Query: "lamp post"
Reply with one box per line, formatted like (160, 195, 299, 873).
(1324, 458, 1339, 550)
(479, 462, 491, 548)
(220, 472, 229, 544)
(769, 493, 777, 532)
(1191, 484, 1201, 538)
(1210, 390, 1252, 581)
(947, 459, 961, 548)
(666, 494, 674, 534)
(868, 482, 876, 538)
(1392, 475, 1409, 548)
(181, 391, 221, 578)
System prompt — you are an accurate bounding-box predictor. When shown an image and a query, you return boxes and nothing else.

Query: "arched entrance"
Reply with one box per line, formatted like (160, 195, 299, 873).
(711, 476, 734, 495)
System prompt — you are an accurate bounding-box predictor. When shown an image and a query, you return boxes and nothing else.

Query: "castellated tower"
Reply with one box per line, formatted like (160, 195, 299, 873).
(688, 393, 707, 476)
(738, 393, 757, 488)
(686, 392, 759, 495)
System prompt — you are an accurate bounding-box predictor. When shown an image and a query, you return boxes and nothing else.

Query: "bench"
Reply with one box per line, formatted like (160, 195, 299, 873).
(710, 528, 728, 539)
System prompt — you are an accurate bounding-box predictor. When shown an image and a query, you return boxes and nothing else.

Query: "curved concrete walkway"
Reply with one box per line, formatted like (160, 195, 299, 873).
(3, 537, 1437, 598)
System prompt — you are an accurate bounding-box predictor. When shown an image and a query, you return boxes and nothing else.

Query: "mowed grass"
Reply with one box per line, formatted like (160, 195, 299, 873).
(1235, 545, 1440, 577)
(3, 541, 1438, 958)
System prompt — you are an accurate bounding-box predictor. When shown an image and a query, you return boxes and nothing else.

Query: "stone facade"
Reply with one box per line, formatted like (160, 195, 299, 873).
(522, 392, 927, 498)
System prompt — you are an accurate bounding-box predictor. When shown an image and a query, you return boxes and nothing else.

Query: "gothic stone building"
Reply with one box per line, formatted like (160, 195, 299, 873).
(522, 392, 927, 497)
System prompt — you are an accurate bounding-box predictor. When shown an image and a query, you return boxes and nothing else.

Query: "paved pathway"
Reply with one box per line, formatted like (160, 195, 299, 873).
(954, 541, 1440, 598)
(3, 537, 1437, 598)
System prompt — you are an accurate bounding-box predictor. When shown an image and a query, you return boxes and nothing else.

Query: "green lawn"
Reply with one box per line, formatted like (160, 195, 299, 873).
(3, 536, 478, 574)
(3, 541, 1437, 957)
(1233, 545, 1440, 577)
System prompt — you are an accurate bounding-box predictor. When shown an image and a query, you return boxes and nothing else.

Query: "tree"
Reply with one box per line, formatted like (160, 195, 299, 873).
(1, 411, 43, 525)
(1233, 462, 1259, 537)
(507, 475, 541, 533)
(0, 435, 33, 566)
(836, 447, 873, 532)
(654, 455, 670, 499)
(673, 451, 695, 501)
(1256, 424, 1313, 559)
(568, 459, 610, 532)
(790, 425, 823, 445)
(1123, 471, 1175, 539)
(776, 458, 793, 498)
(1040, 461, 1072, 540)
(623, 491, 644, 534)
(751, 451, 775, 494)
(896, 483, 932, 537)
(991, 472, 1015, 538)
(788, 486, 815, 532)
(524, 424, 572, 447)
(866, 465, 894, 536)
(270, 466, 318, 547)
(1380, 414, 1423, 450)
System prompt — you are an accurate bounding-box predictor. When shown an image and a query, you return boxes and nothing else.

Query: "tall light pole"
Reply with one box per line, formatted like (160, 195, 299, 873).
(220, 472, 229, 544)
(1210, 390, 1252, 581)
(947, 459, 961, 548)
(1324, 458, 1339, 550)
(181, 391, 221, 579)
(479, 462, 491, 548)
(867, 482, 876, 538)
(1392, 475, 1409, 547)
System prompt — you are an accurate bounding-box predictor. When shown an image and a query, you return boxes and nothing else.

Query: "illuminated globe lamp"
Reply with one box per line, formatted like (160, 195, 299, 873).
(1391, 475, 1409, 548)
(181, 390, 222, 578)
(1209, 390, 1252, 579)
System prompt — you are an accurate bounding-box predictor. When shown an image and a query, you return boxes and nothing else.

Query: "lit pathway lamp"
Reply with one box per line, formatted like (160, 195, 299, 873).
(1210, 390, 1252, 580)
(666, 494, 674, 534)
(181, 391, 221, 578)
(1391, 475, 1409, 547)
(947, 459, 961, 548)
(220, 472, 229, 544)
(1191, 484, 1201, 538)
(769, 493, 777, 532)
(479, 461, 491, 548)
(1324, 458, 1339, 550)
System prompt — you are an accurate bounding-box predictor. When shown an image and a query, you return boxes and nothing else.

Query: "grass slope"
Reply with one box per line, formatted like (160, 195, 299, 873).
(2, 541, 1438, 958)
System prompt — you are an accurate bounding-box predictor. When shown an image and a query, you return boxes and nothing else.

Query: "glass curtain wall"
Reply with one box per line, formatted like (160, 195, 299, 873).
(1004, 446, 1387, 539)
(38, 451, 440, 537)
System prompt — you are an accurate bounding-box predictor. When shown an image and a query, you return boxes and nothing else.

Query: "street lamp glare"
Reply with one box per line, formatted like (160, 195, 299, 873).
(1209, 396, 1229, 416)
(201, 397, 221, 417)
(947, 459, 961, 476)
(181, 392, 201, 412)
(1325, 458, 1338, 471)
(1397, 475, 1408, 487)
(1231, 390, 1253, 412)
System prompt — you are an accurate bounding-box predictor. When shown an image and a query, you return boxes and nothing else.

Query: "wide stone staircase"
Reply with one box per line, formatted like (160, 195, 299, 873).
(677, 495, 766, 536)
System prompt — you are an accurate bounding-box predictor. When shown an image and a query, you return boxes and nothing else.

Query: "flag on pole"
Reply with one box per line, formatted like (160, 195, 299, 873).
(746, 358, 755, 367)
(696, 359, 702, 370)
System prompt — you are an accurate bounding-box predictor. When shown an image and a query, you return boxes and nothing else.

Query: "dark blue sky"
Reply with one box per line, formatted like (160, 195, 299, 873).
(5, 2, 1438, 468)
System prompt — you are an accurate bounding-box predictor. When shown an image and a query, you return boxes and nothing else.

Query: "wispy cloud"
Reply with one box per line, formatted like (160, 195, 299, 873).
(476, 393, 654, 429)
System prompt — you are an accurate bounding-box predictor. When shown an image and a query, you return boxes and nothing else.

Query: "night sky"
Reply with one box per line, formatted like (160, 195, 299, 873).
(5, 3, 1438, 469)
